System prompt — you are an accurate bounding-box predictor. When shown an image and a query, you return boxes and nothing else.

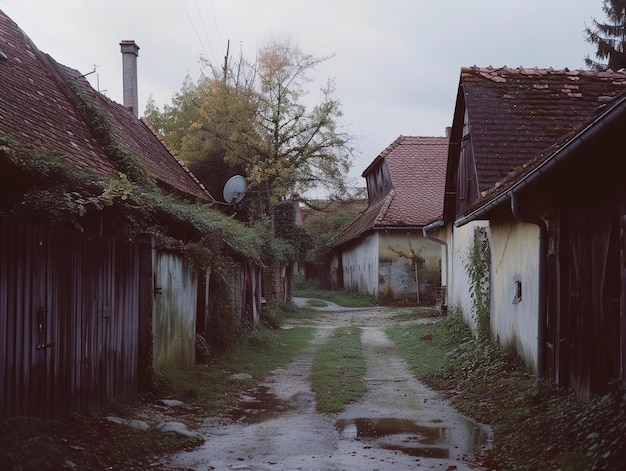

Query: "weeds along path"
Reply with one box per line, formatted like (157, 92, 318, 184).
(161, 302, 490, 471)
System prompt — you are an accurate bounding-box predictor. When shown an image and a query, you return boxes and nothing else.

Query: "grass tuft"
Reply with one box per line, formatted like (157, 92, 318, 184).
(311, 326, 368, 413)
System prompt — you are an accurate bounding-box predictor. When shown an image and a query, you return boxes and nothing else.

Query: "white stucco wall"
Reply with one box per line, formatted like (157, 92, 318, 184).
(341, 232, 379, 296)
(490, 220, 540, 372)
(447, 219, 540, 373)
(447, 221, 488, 331)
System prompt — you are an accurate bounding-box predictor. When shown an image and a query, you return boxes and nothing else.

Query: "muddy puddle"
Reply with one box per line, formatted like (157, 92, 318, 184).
(224, 382, 488, 462)
(335, 416, 488, 459)
(226, 385, 299, 423)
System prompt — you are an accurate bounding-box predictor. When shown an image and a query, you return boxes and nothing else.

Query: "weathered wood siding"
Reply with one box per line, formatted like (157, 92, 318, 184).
(0, 219, 139, 419)
(152, 251, 197, 370)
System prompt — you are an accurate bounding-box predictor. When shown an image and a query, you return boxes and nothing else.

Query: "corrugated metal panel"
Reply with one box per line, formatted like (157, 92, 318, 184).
(0, 219, 140, 419)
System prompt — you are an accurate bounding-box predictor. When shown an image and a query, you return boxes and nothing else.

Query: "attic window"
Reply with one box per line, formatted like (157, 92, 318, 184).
(0, 50, 8, 61)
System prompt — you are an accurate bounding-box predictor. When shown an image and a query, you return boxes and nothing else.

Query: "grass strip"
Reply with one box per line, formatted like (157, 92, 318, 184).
(160, 324, 316, 417)
(387, 311, 625, 470)
(311, 326, 368, 413)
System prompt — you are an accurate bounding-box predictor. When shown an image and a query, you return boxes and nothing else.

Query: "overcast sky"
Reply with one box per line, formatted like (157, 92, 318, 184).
(0, 0, 606, 187)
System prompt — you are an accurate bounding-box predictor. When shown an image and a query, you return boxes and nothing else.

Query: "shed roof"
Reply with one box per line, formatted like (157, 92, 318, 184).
(333, 135, 448, 247)
(460, 66, 626, 193)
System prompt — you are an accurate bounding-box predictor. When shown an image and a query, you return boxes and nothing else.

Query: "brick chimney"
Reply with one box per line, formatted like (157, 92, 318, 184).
(120, 40, 139, 117)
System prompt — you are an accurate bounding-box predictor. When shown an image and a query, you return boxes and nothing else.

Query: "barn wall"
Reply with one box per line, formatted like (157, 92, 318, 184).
(447, 221, 489, 332)
(0, 218, 139, 419)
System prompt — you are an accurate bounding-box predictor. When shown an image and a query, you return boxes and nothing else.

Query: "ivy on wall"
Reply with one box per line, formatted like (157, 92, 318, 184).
(464, 226, 492, 340)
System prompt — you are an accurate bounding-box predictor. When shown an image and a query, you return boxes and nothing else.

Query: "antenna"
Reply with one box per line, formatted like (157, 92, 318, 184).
(222, 175, 247, 204)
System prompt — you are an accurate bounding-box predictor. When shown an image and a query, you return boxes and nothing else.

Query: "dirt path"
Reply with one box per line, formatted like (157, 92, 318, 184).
(161, 300, 491, 470)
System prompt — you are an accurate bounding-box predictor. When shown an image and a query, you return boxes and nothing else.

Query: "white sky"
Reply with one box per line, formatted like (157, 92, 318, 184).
(0, 0, 606, 188)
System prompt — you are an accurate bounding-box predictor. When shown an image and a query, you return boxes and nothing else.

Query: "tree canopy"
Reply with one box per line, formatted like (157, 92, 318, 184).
(585, 0, 626, 70)
(145, 39, 355, 210)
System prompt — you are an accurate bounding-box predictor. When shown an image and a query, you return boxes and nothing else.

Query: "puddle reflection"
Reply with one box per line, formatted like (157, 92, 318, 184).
(335, 417, 487, 459)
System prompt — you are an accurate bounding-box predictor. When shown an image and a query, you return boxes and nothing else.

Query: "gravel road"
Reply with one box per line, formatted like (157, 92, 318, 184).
(160, 299, 491, 470)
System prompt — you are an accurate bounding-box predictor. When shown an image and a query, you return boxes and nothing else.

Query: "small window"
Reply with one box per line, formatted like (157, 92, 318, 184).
(513, 279, 522, 304)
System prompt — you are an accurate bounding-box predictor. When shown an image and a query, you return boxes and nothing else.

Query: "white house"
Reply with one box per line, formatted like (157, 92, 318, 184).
(331, 135, 448, 304)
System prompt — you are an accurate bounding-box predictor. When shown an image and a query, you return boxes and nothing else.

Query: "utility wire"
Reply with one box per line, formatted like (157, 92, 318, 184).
(180, 0, 212, 66)
(194, 0, 219, 66)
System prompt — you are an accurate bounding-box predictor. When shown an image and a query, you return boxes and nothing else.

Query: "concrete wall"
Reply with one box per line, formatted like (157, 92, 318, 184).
(153, 251, 197, 370)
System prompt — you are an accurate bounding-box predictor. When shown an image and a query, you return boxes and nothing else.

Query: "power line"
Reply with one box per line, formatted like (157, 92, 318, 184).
(194, 0, 219, 66)
(180, 0, 212, 65)
(209, 0, 224, 57)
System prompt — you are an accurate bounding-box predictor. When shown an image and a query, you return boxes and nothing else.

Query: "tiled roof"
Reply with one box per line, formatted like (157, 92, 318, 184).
(461, 66, 626, 192)
(0, 10, 210, 201)
(333, 136, 448, 247)
(0, 11, 117, 177)
(51, 59, 211, 201)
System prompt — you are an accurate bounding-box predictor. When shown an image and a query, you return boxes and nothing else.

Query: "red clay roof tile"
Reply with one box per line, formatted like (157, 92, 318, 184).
(333, 135, 448, 247)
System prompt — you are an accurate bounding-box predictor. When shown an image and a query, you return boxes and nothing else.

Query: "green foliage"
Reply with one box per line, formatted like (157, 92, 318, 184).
(584, 0, 626, 70)
(69, 83, 154, 186)
(576, 382, 626, 470)
(303, 202, 362, 263)
(464, 227, 491, 340)
(273, 201, 313, 264)
(311, 326, 368, 413)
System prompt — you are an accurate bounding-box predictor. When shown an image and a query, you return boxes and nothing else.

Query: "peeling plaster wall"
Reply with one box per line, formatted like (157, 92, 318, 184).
(153, 252, 197, 370)
(490, 220, 540, 372)
(378, 230, 441, 302)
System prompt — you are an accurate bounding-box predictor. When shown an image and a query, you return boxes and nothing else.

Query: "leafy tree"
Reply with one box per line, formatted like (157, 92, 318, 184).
(585, 0, 626, 71)
(144, 75, 199, 155)
(145, 39, 355, 208)
(303, 199, 365, 264)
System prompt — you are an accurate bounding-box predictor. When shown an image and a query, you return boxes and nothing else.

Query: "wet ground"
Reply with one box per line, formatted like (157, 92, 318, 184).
(161, 300, 491, 470)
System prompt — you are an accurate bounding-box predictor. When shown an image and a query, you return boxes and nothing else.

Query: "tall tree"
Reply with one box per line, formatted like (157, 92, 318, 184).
(146, 39, 354, 207)
(585, 0, 626, 71)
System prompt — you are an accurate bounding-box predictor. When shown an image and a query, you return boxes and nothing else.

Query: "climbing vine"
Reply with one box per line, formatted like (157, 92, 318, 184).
(464, 226, 491, 340)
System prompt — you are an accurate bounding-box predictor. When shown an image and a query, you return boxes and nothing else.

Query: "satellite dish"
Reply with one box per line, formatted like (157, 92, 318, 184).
(222, 175, 247, 204)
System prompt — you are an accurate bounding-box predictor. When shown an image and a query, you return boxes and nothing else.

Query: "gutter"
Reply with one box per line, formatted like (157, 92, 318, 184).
(510, 193, 547, 378)
(422, 220, 448, 310)
(454, 94, 626, 228)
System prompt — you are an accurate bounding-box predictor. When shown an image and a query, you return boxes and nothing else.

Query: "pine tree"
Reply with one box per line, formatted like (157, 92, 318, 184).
(585, 0, 626, 71)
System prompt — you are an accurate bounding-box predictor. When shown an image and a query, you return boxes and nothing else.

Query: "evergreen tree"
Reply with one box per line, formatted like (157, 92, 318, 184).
(585, 0, 626, 71)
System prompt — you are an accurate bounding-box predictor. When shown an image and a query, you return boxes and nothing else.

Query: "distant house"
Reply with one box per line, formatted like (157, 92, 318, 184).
(330, 136, 448, 304)
(0, 10, 262, 419)
(431, 66, 626, 396)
